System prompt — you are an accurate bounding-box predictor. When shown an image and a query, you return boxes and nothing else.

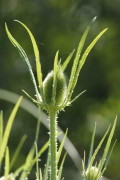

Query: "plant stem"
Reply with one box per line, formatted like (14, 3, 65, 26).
(49, 110, 58, 180)
(35, 107, 41, 143)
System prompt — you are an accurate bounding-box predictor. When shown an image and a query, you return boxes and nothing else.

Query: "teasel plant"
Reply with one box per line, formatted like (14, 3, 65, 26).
(5, 17, 108, 180)
(82, 118, 117, 180)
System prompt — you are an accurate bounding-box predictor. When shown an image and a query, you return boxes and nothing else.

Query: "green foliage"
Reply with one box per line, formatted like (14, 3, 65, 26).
(5, 19, 107, 113)
(0, 97, 22, 165)
(0, 18, 116, 180)
(0, 88, 82, 171)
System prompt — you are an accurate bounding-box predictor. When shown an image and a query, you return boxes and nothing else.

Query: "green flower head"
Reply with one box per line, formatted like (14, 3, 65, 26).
(5, 18, 107, 112)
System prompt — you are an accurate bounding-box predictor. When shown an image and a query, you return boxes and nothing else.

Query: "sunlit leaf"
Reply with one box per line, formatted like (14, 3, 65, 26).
(5, 24, 41, 101)
(14, 20, 43, 98)
(0, 97, 22, 165)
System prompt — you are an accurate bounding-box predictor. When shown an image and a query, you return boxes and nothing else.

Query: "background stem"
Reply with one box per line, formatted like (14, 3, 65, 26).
(35, 107, 41, 143)
(49, 110, 58, 180)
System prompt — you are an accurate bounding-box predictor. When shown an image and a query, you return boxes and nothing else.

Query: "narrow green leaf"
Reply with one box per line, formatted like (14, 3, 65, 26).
(40, 169, 43, 180)
(69, 28, 108, 99)
(52, 51, 59, 104)
(20, 146, 35, 180)
(104, 139, 117, 171)
(14, 165, 24, 178)
(88, 125, 110, 171)
(5, 24, 42, 102)
(19, 141, 49, 179)
(98, 117, 117, 172)
(4, 147, 10, 179)
(43, 149, 50, 180)
(35, 143, 40, 180)
(0, 111, 3, 146)
(57, 129, 68, 164)
(14, 20, 43, 98)
(88, 122, 96, 166)
(62, 49, 75, 71)
(0, 97, 22, 165)
(10, 135, 27, 170)
(31, 140, 49, 167)
(67, 24, 91, 97)
(57, 153, 67, 180)
(70, 90, 86, 104)
(22, 89, 40, 105)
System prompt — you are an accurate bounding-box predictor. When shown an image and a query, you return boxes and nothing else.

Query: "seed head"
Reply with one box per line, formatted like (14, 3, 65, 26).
(43, 70, 67, 106)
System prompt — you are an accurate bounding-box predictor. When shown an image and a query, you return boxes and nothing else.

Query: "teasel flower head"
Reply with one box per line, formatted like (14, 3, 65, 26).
(5, 18, 107, 113)
(82, 118, 117, 180)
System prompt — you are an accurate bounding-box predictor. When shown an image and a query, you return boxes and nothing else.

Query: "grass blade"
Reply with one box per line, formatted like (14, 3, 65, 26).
(0, 97, 22, 165)
(14, 20, 43, 98)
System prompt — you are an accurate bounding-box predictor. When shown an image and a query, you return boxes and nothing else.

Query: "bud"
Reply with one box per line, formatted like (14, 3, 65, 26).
(85, 166, 101, 180)
(43, 70, 67, 106)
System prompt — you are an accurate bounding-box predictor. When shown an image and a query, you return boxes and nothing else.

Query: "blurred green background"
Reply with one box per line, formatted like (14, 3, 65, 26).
(0, 0, 120, 179)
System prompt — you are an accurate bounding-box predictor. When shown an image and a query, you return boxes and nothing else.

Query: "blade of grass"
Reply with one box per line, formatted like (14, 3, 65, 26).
(0, 97, 22, 165)
(14, 20, 43, 98)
